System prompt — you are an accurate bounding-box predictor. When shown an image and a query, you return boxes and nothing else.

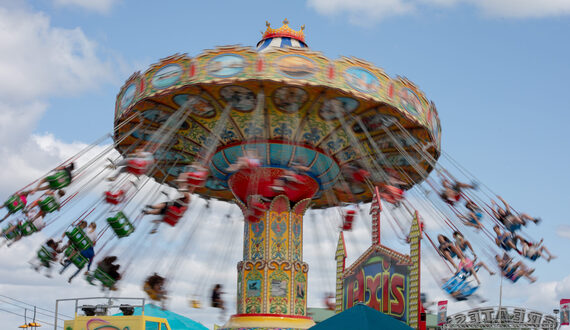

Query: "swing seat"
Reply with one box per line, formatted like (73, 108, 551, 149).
(64, 246, 88, 269)
(342, 210, 356, 231)
(324, 299, 335, 311)
(163, 206, 187, 226)
(186, 171, 208, 188)
(105, 190, 126, 205)
(442, 271, 478, 301)
(380, 185, 404, 204)
(3, 224, 20, 240)
(283, 175, 314, 202)
(190, 299, 202, 309)
(107, 211, 135, 238)
(144, 283, 165, 301)
(4, 195, 26, 213)
(127, 159, 152, 176)
(37, 246, 54, 264)
(39, 196, 60, 213)
(46, 171, 71, 190)
(352, 169, 370, 183)
(19, 221, 38, 236)
(65, 226, 94, 250)
(93, 267, 117, 288)
(250, 201, 267, 214)
(245, 158, 261, 169)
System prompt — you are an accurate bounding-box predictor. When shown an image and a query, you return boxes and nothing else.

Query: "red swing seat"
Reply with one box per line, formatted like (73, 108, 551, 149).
(163, 206, 187, 226)
(105, 190, 126, 205)
(380, 185, 404, 204)
(250, 201, 267, 213)
(186, 171, 208, 188)
(342, 209, 356, 231)
(352, 169, 370, 183)
(127, 159, 152, 176)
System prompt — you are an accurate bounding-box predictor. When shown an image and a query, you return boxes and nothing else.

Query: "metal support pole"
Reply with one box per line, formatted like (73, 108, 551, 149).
(498, 275, 503, 326)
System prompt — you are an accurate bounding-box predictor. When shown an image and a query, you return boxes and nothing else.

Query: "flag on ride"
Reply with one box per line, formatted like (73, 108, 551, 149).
(437, 300, 448, 326)
(561, 299, 570, 326)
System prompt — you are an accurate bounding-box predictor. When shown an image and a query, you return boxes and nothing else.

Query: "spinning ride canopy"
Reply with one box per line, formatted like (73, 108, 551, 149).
(113, 20, 441, 208)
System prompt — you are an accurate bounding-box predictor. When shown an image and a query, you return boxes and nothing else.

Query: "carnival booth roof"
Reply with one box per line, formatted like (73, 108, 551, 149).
(310, 304, 414, 330)
(113, 304, 208, 330)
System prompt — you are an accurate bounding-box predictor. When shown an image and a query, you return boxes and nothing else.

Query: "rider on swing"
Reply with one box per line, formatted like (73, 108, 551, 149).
(143, 191, 191, 233)
(107, 148, 154, 181)
(491, 196, 540, 232)
(32, 163, 75, 193)
(1, 190, 30, 223)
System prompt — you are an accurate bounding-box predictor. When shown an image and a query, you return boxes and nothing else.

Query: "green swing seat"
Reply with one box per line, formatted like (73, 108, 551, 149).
(2, 224, 20, 240)
(39, 196, 60, 213)
(107, 212, 135, 238)
(64, 246, 88, 269)
(4, 195, 25, 213)
(65, 226, 94, 251)
(86, 267, 117, 288)
(19, 221, 38, 236)
(46, 171, 71, 190)
(37, 246, 54, 266)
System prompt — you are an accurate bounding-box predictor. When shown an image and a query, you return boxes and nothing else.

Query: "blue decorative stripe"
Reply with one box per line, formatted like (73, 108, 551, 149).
(281, 37, 292, 48)
(257, 38, 273, 51)
(257, 37, 307, 51)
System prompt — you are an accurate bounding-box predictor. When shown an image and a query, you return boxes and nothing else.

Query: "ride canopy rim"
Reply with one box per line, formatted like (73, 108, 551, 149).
(113, 45, 442, 208)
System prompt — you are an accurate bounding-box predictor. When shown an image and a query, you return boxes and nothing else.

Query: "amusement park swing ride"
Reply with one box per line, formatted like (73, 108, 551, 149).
(0, 19, 553, 330)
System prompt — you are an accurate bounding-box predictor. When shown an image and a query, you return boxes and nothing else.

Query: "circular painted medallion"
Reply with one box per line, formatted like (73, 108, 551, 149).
(374, 132, 417, 149)
(344, 67, 380, 93)
(272, 86, 309, 113)
(151, 64, 183, 89)
(276, 55, 317, 79)
(173, 94, 216, 118)
(142, 109, 190, 130)
(153, 150, 187, 162)
(319, 97, 359, 120)
(132, 128, 179, 145)
(352, 112, 397, 134)
(119, 83, 136, 110)
(220, 85, 256, 111)
(399, 87, 422, 117)
(207, 54, 246, 77)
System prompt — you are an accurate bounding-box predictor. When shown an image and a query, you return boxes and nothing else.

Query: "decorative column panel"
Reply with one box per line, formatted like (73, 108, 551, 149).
(237, 195, 311, 317)
(370, 186, 382, 246)
(334, 231, 346, 314)
(408, 211, 422, 329)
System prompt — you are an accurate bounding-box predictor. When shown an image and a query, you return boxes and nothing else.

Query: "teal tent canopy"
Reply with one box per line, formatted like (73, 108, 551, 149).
(113, 303, 208, 330)
(310, 304, 414, 330)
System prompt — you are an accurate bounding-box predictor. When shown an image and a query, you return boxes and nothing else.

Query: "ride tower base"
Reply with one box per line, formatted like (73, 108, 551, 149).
(224, 168, 318, 330)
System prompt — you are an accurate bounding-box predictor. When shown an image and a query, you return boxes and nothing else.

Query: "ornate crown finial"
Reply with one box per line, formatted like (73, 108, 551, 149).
(260, 19, 306, 44)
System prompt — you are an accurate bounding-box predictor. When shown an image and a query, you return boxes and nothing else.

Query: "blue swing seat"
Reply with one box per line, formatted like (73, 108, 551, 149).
(442, 270, 479, 301)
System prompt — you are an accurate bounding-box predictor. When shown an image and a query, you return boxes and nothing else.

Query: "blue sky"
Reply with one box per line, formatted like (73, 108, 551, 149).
(0, 0, 569, 328)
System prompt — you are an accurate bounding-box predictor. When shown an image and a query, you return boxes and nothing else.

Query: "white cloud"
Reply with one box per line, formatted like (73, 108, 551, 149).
(307, 0, 570, 24)
(557, 225, 570, 239)
(0, 132, 115, 196)
(307, 0, 415, 25)
(52, 0, 121, 13)
(472, 0, 570, 18)
(0, 6, 116, 102)
(0, 3, 118, 156)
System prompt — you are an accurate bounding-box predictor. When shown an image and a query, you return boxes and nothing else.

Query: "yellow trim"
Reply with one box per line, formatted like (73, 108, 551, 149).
(224, 315, 315, 329)
(64, 315, 172, 330)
